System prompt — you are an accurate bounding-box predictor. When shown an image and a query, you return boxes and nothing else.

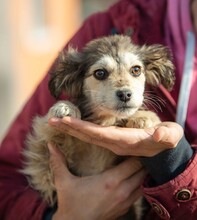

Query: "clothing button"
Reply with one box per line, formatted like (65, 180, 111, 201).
(175, 189, 192, 202)
(151, 202, 164, 215)
(151, 202, 170, 219)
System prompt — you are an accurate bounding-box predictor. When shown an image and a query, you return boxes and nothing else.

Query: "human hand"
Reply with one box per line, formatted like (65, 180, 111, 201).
(48, 143, 146, 220)
(49, 117, 183, 157)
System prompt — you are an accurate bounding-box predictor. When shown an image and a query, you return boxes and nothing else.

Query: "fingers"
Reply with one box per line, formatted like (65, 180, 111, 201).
(152, 122, 183, 147)
(49, 117, 103, 138)
(49, 117, 125, 153)
(118, 167, 146, 202)
(49, 117, 183, 158)
(108, 169, 145, 215)
(119, 187, 142, 215)
(152, 126, 171, 144)
(48, 142, 73, 187)
(49, 117, 127, 144)
(103, 157, 144, 184)
(127, 187, 142, 204)
(109, 187, 142, 218)
(48, 117, 145, 155)
(125, 168, 147, 192)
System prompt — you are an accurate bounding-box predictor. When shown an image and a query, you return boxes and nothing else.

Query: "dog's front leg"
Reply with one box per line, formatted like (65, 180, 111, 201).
(126, 110, 161, 129)
(22, 100, 81, 205)
(47, 100, 81, 119)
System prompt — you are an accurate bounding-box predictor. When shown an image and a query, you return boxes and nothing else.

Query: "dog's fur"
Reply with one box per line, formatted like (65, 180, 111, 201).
(21, 35, 175, 219)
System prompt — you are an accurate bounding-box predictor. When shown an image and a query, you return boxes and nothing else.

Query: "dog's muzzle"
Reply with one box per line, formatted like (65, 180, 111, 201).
(116, 89, 132, 103)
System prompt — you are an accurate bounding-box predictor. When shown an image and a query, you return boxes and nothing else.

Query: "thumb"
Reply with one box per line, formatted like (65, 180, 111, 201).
(152, 122, 183, 147)
(48, 142, 72, 186)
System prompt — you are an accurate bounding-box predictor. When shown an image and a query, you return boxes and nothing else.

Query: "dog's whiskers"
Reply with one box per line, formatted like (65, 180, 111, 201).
(146, 92, 166, 106)
(143, 98, 162, 112)
(143, 92, 166, 112)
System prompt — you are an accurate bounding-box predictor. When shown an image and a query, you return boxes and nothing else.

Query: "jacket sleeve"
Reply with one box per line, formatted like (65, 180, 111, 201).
(0, 12, 113, 220)
(140, 137, 194, 185)
(142, 145, 197, 220)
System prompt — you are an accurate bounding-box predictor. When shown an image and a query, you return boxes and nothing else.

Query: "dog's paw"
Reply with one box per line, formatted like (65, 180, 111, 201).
(126, 117, 154, 128)
(126, 110, 161, 128)
(48, 101, 81, 119)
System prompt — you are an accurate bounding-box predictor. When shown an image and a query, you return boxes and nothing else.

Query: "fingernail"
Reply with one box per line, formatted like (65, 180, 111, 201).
(49, 117, 60, 124)
(47, 142, 57, 155)
(48, 142, 65, 163)
(145, 127, 155, 136)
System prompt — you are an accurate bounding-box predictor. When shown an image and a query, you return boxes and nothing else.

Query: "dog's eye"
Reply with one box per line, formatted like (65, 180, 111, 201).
(130, 66, 141, 76)
(93, 69, 109, 80)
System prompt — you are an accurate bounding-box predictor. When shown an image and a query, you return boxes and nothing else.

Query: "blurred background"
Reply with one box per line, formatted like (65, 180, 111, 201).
(0, 0, 116, 141)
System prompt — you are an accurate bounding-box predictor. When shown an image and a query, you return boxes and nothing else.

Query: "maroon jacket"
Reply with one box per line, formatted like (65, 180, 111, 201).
(1, 0, 197, 219)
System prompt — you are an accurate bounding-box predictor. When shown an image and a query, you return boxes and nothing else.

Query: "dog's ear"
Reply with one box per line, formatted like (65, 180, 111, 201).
(48, 47, 84, 99)
(139, 44, 175, 90)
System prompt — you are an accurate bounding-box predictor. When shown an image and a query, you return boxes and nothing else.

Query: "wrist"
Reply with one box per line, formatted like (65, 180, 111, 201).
(140, 136, 194, 185)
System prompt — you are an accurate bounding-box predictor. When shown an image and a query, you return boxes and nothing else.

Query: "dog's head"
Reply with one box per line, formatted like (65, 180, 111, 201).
(49, 35, 174, 118)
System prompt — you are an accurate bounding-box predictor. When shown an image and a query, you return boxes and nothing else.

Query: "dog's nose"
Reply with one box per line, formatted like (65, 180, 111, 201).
(116, 90, 132, 102)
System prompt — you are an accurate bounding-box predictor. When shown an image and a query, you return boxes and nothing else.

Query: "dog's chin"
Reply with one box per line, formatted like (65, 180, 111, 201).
(100, 106, 139, 118)
(115, 106, 139, 118)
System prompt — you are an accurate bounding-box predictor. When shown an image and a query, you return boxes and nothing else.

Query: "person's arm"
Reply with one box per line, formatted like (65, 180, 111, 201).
(48, 117, 197, 219)
(140, 136, 193, 185)
(48, 117, 184, 157)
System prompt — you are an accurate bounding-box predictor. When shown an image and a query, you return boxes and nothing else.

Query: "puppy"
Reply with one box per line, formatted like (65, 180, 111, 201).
(21, 35, 175, 219)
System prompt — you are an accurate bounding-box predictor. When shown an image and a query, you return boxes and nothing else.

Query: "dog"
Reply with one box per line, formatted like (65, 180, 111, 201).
(21, 35, 175, 219)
